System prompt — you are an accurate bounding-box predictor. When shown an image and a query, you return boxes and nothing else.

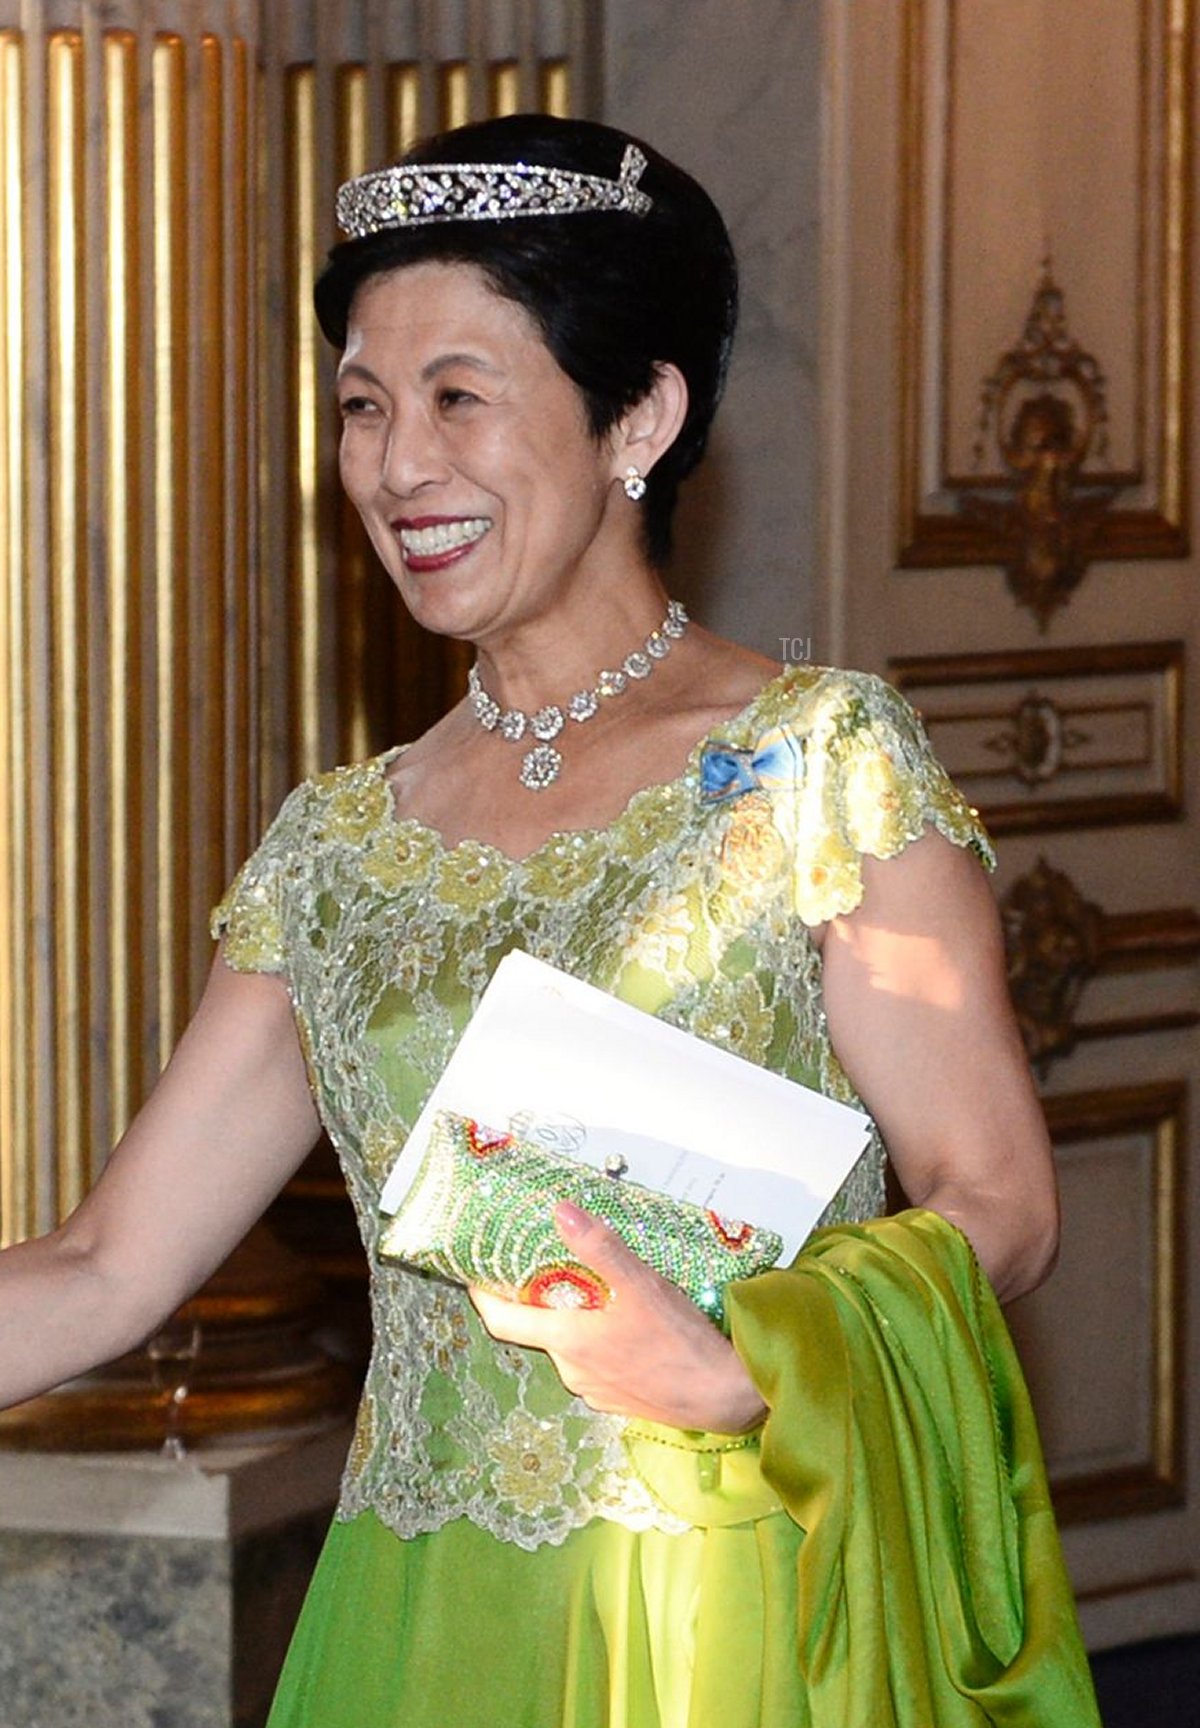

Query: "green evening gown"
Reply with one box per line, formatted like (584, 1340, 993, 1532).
(213, 665, 1098, 1726)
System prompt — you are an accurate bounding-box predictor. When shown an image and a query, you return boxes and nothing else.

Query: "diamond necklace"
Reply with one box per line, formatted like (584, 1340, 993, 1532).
(467, 599, 689, 791)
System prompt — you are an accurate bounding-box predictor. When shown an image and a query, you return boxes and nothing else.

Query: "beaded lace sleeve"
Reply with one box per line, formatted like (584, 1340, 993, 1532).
(210, 785, 308, 975)
(763, 669, 994, 926)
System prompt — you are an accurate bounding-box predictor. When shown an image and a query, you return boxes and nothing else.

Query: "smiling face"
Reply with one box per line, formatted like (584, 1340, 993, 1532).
(336, 261, 634, 647)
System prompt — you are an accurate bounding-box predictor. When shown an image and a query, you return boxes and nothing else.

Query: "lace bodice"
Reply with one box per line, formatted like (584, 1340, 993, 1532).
(213, 664, 992, 1550)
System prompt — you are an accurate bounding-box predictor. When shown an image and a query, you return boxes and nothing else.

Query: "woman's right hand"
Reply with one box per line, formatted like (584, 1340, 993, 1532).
(470, 1201, 768, 1434)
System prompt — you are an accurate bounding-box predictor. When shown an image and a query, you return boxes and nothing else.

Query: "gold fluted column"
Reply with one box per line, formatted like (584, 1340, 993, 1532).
(0, 26, 29, 1244)
(0, 0, 349, 1447)
(0, 8, 264, 1242)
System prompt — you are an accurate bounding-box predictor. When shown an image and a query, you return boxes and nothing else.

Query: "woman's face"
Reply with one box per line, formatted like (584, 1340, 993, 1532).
(336, 260, 625, 645)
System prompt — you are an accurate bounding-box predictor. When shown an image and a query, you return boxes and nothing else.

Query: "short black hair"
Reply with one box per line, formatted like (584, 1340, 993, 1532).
(315, 114, 738, 565)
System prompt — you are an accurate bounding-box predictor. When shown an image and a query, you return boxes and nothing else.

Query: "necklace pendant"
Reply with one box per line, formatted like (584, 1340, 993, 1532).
(519, 743, 562, 791)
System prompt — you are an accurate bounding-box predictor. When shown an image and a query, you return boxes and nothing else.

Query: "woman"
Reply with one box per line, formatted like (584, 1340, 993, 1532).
(0, 115, 1098, 1725)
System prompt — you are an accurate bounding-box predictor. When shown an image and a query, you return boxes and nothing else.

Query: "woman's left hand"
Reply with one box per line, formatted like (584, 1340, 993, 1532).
(468, 1200, 767, 1433)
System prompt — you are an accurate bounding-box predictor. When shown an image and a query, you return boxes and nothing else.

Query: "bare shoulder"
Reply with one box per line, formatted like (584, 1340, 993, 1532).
(676, 626, 781, 705)
(649, 626, 782, 736)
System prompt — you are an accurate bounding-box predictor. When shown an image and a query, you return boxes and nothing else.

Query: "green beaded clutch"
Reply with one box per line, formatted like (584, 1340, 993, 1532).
(378, 1109, 784, 1328)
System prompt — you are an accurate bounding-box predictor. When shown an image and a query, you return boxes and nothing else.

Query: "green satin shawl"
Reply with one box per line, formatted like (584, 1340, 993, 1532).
(725, 1209, 1102, 1727)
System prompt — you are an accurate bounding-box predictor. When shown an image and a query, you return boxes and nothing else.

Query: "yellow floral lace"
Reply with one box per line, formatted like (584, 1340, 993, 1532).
(213, 664, 992, 1551)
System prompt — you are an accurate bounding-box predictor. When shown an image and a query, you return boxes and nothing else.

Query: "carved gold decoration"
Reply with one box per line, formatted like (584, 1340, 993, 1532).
(994, 694, 1086, 788)
(1011, 1083, 1186, 1525)
(1003, 860, 1103, 1074)
(898, 0, 1191, 571)
(891, 642, 1184, 835)
(963, 270, 1117, 626)
(1002, 859, 1200, 1075)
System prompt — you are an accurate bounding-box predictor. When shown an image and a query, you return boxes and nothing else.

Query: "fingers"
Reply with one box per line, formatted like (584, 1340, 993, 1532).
(468, 1234, 760, 1429)
(466, 1202, 640, 1346)
(468, 1282, 598, 1348)
(553, 1200, 651, 1286)
(468, 1282, 624, 1413)
(468, 1201, 709, 1412)
(468, 1283, 541, 1343)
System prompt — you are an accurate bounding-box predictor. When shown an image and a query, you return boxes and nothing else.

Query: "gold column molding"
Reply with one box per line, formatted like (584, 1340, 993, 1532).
(0, 26, 29, 1243)
(0, 16, 258, 1245)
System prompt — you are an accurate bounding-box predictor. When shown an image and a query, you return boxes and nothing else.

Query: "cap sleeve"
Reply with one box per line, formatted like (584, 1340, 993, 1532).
(210, 784, 307, 975)
(768, 669, 993, 926)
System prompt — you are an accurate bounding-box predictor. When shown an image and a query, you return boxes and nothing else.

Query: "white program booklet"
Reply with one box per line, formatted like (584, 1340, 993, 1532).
(379, 949, 873, 1262)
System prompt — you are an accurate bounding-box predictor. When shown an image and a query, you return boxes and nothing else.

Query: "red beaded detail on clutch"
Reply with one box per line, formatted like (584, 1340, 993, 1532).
(523, 1265, 611, 1310)
(707, 1214, 755, 1250)
(465, 1122, 516, 1157)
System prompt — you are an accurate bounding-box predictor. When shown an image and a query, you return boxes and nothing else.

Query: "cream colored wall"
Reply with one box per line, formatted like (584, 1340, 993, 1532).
(601, 0, 822, 662)
(815, 0, 1200, 1652)
(607, 0, 1200, 1653)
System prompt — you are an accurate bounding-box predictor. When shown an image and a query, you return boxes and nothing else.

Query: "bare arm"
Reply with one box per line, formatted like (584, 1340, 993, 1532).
(820, 830, 1058, 1301)
(0, 949, 323, 1408)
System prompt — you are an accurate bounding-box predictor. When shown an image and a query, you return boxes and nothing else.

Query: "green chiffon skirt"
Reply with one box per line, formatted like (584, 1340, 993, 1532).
(266, 1506, 807, 1728)
(266, 1215, 1104, 1728)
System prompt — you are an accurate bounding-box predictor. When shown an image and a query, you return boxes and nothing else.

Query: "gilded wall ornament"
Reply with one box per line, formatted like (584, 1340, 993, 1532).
(966, 269, 1117, 628)
(983, 692, 1089, 788)
(1002, 854, 1200, 1077)
(1002, 856, 1102, 1075)
(890, 642, 1185, 836)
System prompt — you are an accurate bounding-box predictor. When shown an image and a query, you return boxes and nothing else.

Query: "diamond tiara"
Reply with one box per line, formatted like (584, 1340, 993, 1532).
(336, 142, 653, 238)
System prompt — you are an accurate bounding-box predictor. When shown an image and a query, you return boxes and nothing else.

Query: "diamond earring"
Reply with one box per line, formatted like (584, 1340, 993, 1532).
(622, 465, 647, 502)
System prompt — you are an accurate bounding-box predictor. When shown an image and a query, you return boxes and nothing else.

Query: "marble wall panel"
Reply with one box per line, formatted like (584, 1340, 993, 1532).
(0, 1512, 328, 1728)
(601, 0, 822, 660)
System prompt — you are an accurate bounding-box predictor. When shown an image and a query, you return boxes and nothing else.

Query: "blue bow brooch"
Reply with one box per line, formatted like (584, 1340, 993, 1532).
(699, 725, 805, 805)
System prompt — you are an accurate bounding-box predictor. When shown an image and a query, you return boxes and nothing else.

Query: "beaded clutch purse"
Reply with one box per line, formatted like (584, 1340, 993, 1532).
(378, 1110, 784, 1328)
